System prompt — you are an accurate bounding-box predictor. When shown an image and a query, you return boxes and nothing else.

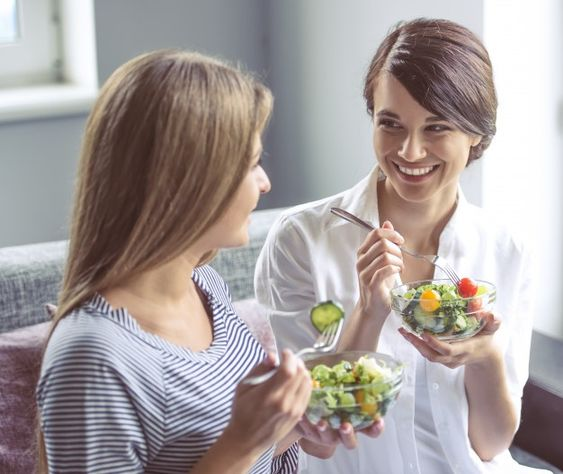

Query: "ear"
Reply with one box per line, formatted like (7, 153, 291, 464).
(470, 135, 483, 147)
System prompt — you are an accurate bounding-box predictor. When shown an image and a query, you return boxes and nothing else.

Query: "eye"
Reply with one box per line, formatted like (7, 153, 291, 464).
(252, 151, 268, 169)
(377, 119, 402, 130)
(425, 123, 452, 133)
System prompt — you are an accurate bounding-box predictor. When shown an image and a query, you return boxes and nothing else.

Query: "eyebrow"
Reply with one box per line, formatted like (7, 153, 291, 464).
(376, 109, 446, 122)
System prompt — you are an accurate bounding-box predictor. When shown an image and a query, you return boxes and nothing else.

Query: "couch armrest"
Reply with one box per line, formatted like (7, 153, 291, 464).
(512, 331, 563, 471)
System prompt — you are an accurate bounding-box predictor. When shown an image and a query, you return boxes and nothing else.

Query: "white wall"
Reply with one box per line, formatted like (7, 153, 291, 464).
(265, 0, 484, 208)
(483, 0, 563, 339)
(0, 115, 84, 246)
(0, 0, 485, 245)
(0, 0, 267, 247)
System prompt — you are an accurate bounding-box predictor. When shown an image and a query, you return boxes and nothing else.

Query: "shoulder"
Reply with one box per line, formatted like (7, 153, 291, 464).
(42, 305, 164, 386)
(194, 265, 231, 303)
(464, 203, 530, 256)
(453, 202, 533, 280)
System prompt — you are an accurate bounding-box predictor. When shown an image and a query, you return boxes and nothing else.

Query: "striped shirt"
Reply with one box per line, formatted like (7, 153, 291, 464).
(37, 265, 298, 473)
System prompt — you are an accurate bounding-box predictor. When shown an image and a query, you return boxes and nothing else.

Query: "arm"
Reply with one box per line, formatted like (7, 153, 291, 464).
(191, 350, 311, 474)
(466, 244, 536, 459)
(464, 341, 517, 460)
(338, 221, 404, 351)
(398, 313, 518, 460)
(37, 340, 157, 472)
(254, 215, 319, 352)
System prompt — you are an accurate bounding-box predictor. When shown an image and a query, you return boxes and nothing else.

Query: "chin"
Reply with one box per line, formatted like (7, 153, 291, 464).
(223, 231, 249, 249)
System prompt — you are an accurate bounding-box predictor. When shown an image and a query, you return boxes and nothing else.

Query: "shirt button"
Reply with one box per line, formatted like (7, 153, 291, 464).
(432, 382, 440, 390)
(408, 462, 415, 470)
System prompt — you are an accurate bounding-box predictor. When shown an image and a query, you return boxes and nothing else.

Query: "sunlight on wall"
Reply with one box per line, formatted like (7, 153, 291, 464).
(483, 0, 563, 339)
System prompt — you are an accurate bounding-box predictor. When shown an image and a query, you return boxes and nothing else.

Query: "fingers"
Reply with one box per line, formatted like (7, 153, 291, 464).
(420, 332, 453, 356)
(298, 418, 340, 446)
(338, 422, 358, 449)
(357, 222, 404, 257)
(270, 350, 311, 410)
(361, 417, 384, 438)
(398, 328, 445, 363)
(479, 311, 502, 335)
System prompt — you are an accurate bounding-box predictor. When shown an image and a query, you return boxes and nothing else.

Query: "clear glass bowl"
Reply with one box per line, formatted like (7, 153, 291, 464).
(390, 279, 496, 341)
(303, 351, 403, 430)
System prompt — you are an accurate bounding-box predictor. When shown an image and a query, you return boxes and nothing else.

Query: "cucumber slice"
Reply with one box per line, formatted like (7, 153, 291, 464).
(310, 300, 345, 333)
(413, 306, 448, 333)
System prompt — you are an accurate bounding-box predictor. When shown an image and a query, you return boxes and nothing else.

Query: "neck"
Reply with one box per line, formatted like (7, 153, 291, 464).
(377, 178, 457, 253)
(102, 247, 203, 313)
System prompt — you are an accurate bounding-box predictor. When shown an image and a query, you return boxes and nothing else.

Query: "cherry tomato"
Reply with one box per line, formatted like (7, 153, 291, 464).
(457, 277, 478, 298)
(419, 289, 441, 312)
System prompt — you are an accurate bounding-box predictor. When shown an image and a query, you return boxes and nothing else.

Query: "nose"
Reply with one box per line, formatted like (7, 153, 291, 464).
(398, 132, 427, 161)
(257, 166, 271, 194)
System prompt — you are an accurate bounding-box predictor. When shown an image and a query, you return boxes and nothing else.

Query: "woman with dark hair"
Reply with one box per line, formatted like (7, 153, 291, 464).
(36, 50, 317, 473)
(256, 19, 548, 473)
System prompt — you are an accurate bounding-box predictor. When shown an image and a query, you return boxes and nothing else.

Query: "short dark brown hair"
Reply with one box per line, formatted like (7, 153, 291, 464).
(363, 18, 497, 163)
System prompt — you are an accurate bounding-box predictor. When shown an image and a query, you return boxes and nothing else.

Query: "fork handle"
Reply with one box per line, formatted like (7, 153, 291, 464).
(243, 367, 277, 386)
(242, 346, 317, 386)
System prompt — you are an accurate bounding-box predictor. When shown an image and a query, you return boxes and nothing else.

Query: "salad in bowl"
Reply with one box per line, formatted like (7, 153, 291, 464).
(304, 351, 403, 430)
(390, 278, 496, 341)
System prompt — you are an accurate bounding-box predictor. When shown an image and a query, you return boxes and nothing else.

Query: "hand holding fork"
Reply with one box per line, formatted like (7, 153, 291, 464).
(330, 207, 461, 285)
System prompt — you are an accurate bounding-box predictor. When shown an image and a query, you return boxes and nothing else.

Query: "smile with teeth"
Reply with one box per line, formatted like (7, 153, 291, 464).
(397, 165, 437, 176)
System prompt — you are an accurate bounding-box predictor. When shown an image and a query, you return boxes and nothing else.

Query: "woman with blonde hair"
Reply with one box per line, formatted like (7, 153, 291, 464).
(36, 50, 312, 473)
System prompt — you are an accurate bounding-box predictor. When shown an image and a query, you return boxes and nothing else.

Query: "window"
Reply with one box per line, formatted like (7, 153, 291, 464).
(0, 0, 62, 88)
(0, 0, 20, 44)
(0, 0, 97, 123)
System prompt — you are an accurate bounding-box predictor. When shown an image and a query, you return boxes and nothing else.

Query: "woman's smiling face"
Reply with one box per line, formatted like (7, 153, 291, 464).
(372, 73, 482, 204)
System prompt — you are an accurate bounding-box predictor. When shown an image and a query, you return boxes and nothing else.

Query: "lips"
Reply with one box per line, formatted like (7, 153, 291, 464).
(396, 164, 438, 176)
(392, 162, 440, 183)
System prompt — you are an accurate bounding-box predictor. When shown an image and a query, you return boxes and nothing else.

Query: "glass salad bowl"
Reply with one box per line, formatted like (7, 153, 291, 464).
(303, 351, 404, 430)
(390, 278, 496, 341)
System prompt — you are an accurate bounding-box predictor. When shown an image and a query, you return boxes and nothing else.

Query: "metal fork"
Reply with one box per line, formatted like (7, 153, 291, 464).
(243, 318, 344, 385)
(330, 207, 461, 285)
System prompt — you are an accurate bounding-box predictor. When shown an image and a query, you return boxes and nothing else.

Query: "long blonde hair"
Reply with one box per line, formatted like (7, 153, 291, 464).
(37, 49, 272, 472)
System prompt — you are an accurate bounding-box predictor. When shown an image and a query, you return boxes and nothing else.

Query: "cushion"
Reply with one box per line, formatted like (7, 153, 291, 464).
(0, 241, 66, 334)
(233, 298, 276, 354)
(0, 321, 49, 473)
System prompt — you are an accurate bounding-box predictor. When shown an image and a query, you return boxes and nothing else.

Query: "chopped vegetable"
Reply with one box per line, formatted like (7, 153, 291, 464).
(310, 300, 344, 333)
(306, 355, 402, 430)
(393, 279, 493, 340)
(419, 289, 441, 312)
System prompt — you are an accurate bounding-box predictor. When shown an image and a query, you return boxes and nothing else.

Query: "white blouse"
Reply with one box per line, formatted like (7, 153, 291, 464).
(255, 167, 548, 474)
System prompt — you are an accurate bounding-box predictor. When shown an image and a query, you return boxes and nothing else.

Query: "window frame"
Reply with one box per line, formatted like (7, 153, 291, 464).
(0, 0, 97, 124)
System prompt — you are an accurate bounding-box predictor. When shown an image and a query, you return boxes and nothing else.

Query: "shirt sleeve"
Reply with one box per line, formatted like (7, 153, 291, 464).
(37, 328, 164, 473)
(502, 243, 536, 424)
(271, 442, 299, 474)
(254, 213, 319, 352)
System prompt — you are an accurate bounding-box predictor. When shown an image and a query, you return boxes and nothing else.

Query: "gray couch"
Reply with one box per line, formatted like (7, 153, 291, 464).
(0, 207, 560, 473)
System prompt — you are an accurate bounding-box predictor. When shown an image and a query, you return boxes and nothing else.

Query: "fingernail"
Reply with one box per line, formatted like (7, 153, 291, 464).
(341, 424, 352, 435)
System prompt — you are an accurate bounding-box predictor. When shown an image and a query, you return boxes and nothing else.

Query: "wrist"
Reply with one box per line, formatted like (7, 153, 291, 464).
(465, 344, 503, 371)
(339, 302, 385, 351)
(213, 426, 262, 471)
